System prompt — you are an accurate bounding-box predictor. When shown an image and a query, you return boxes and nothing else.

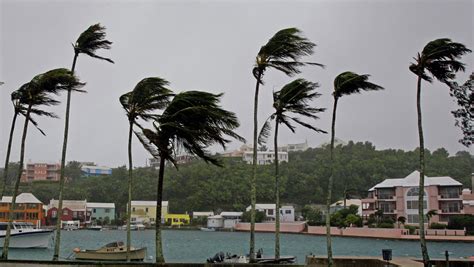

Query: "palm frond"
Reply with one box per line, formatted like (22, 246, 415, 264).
(255, 27, 323, 79)
(411, 38, 471, 83)
(75, 23, 114, 63)
(333, 71, 384, 98)
(257, 118, 272, 146)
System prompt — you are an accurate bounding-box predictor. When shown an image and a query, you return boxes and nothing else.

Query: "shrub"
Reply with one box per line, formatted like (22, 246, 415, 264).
(404, 225, 418, 234)
(302, 205, 324, 226)
(430, 223, 447, 229)
(377, 222, 394, 228)
(241, 210, 266, 223)
(448, 214, 474, 235)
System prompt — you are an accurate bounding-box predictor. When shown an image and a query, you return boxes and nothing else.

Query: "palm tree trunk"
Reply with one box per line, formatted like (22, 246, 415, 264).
(326, 96, 338, 267)
(1, 111, 19, 198)
(155, 156, 166, 263)
(126, 120, 133, 262)
(53, 52, 78, 261)
(250, 71, 262, 262)
(416, 75, 430, 266)
(1, 104, 32, 260)
(274, 120, 280, 259)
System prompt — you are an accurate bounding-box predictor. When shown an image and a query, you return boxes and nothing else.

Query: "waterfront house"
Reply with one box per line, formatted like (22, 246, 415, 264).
(164, 214, 190, 226)
(86, 202, 115, 223)
(361, 171, 473, 225)
(81, 165, 112, 177)
(220, 211, 243, 228)
(20, 162, 60, 182)
(207, 215, 224, 228)
(0, 193, 45, 227)
(246, 204, 295, 222)
(192, 211, 214, 218)
(130, 200, 169, 224)
(47, 199, 89, 226)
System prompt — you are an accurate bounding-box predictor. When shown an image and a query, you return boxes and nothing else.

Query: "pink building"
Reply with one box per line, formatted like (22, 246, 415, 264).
(362, 171, 474, 225)
(20, 162, 60, 182)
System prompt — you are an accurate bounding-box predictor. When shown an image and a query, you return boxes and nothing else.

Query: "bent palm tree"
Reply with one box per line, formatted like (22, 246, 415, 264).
(410, 38, 470, 266)
(258, 79, 326, 258)
(119, 78, 173, 261)
(426, 209, 438, 226)
(54, 23, 113, 261)
(326, 72, 383, 266)
(1, 69, 83, 260)
(135, 91, 244, 263)
(1, 85, 57, 198)
(250, 27, 322, 260)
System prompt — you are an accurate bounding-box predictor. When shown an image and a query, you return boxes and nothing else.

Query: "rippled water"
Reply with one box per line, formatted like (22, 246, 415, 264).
(7, 230, 474, 263)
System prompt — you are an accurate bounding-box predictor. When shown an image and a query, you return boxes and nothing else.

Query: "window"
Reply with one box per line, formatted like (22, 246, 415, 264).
(379, 203, 395, 213)
(441, 202, 460, 213)
(105, 208, 110, 213)
(132, 207, 135, 212)
(407, 187, 425, 197)
(285, 210, 291, 214)
(52, 210, 57, 218)
(93, 208, 96, 213)
(73, 211, 77, 218)
(267, 209, 274, 215)
(145, 208, 149, 213)
(408, 214, 419, 224)
(63, 209, 68, 216)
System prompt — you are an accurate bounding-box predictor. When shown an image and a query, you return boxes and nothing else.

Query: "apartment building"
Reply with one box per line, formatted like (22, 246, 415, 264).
(361, 171, 473, 225)
(0, 193, 45, 227)
(242, 151, 289, 165)
(20, 162, 60, 182)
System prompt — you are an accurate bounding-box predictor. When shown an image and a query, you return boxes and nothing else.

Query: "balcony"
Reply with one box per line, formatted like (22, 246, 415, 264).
(438, 194, 461, 200)
(377, 194, 396, 201)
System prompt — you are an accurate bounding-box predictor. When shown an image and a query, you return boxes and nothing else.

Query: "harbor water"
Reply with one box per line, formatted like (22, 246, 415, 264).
(7, 230, 474, 263)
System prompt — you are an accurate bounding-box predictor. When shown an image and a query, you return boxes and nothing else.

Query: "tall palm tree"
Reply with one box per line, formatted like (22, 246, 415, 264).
(1, 69, 83, 260)
(250, 27, 322, 260)
(54, 23, 113, 261)
(410, 38, 470, 266)
(258, 79, 326, 258)
(1, 85, 57, 198)
(326, 71, 383, 266)
(135, 90, 244, 263)
(119, 78, 173, 261)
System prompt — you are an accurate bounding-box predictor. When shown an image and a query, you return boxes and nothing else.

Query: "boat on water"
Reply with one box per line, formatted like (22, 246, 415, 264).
(207, 249, 296, 264)
(0, 222, 53, 248)
(88, 225, 103, 231)
(200, 227, 216, 232)
(73, 241, 147, 261)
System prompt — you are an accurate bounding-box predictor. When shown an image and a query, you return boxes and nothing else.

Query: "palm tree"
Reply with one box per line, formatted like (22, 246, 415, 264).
(426, 209, 438, 227)
(325, 71, 383, 266)
(1, 69, 82, 260)
(119, 78, 173, 261)
(258, 79, 326, 258)
(409, 38, 471, 266)
(53, 23, 113, 261)
(1, 85, 57, 198)
(135, 90, 244, 263)
(250, 27, 322, 260)
(397, 216, 407, 228)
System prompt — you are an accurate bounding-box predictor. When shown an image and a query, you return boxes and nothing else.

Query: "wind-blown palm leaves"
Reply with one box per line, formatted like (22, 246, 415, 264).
(53, 23, 114, 261)
(119, 77, 173, 261)
(447, 72, 473, 147)
(1, 85, 58, 198)
(258, 78, 326, 259)
(409, 38, 470, 266)
(1, 69, 83, 260)
(250, 27, 322, 260)
(325, 71, 383, 266)
(135, 90, 244, 263)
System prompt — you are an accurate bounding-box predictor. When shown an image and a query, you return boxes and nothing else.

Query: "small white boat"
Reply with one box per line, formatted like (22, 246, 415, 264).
(0, 222, 53, 248)
(73, 241, 146, 261)
(88, 225, 103, 231)
(200, 227, 216, 232)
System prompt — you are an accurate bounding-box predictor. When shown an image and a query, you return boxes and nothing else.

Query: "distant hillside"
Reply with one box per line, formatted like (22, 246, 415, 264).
(3, 141, 472, 219)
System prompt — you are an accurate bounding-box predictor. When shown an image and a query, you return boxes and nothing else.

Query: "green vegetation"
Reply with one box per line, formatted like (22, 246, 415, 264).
(302, 205, 324, 226)
(330, 205, 363, 228)
(429, 223, 447, 229)
(241, 210, 266, 223)
(447, 215, 474, 235)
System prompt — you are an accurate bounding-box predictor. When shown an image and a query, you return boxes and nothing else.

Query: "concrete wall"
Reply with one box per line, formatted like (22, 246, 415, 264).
(307, 226, 408, 238)
(234, 222, 306, 233)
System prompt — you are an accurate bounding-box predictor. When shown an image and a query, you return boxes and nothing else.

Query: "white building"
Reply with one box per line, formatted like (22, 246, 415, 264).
(207, 215, 224, 228)
(192, 211, 214, 218)
(246, 204, 295, 222)
(242, 151, 288, 165)
(206, 211, 243, 229)
(330, 199, 362, 215)
(278, 140, 309, 152)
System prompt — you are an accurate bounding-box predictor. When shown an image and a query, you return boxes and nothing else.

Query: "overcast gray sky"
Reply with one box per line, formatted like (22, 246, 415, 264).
(1, 0, 473, 167)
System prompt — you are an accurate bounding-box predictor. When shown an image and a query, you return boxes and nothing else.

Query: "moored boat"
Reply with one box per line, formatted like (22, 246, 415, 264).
(0, 222, 53, 248)
(74, 241, 146, 261)
(200, 227, 216, 232)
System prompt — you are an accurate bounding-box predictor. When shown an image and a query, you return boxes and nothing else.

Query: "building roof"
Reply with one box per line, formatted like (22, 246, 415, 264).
(81, 165, 111, 171)
(369, 171, 462, 191)
(245, 204, 294, 211)
(48, 199, 87, 211)
(220, 211, 243, 217)
(193, 211, 214, 217)
(331, 199, 361, 207)
(1, 193, 42, 204)
(131, 200, 168, 207)
(208, 215, 223, 219)
(86, 202, 115, 209)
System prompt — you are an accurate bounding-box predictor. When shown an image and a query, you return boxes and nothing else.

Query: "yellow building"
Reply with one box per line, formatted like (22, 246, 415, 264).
(164, 214, 190, 226)
(130, 201, 169, 224)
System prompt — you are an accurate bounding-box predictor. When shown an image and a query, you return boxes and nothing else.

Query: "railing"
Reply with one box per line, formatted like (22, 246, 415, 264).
(441, 207, 460, 213)
(378, 194, 395, 200)
(439, 193, 460, 199)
